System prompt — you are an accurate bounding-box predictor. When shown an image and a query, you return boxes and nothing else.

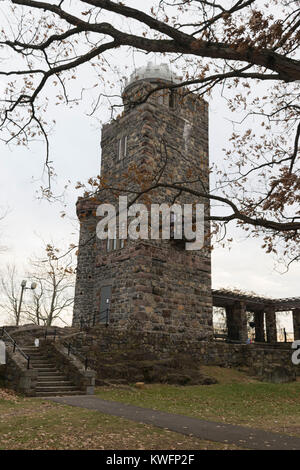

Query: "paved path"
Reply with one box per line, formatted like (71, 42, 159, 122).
(46, 395, 300, 450)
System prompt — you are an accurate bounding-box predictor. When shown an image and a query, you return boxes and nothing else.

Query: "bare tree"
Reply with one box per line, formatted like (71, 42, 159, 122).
(0, 208, 8, 254)
(0, 265, 23, 325)
(23, 278, 44, 325)
(25, 244, 75, 326)
(0, 245, 75, 327)
(0, 1, 299, 260)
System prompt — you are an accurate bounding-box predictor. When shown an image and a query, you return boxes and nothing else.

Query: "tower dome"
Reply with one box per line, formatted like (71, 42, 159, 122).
(124, 62, 180, 91)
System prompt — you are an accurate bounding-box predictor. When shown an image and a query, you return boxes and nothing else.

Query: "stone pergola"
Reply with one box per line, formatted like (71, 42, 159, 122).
(212, 289, 300, 343)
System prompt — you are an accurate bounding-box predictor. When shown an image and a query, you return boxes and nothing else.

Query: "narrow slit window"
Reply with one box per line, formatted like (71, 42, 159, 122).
(169, 90, 176, 109)
(119, 221, 126, 249)
(118, 135, 127, 160)
(158, 94, 164, 105)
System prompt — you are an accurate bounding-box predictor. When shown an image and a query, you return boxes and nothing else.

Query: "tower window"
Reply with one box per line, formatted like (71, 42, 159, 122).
(106, 220, 127, 253)
(158, 92, 170, 106)
(106, 238, 116, 252)
(169, 90, 176, 109)
(118, 135, 127, 160)
(106, 238, 126, 252)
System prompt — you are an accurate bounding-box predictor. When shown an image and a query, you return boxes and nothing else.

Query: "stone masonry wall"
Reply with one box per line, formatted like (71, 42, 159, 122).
(73, 198, 98, 326)
(73, 81, 213, 340)
(67, 326, 298, 383)
(0, 344, 38, 396)
(92, 241, 212, 339)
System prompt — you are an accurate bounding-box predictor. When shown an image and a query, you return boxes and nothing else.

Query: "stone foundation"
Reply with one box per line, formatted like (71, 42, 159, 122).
(0, 344, 38, 396)
(63, 326, 298, 384)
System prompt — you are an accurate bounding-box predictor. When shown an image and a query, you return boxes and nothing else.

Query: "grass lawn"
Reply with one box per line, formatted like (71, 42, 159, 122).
(0, 389, 237, 450)
(95, 367, 300, 437)
(1, 367, 299, 449)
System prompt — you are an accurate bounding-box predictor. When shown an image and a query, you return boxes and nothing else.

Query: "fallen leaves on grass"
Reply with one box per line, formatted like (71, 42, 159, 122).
(0, 388, 19, 403)
(0, 399, 240, 450)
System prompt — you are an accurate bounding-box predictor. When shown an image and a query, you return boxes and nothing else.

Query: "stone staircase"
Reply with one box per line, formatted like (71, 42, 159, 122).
(22, 346, 85, 397)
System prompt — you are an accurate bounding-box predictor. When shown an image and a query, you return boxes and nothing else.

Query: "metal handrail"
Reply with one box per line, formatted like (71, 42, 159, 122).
(44, 327, 57, 341)
(64, 342, 89, 371)
(1, 327, 31, 369)
(95, 307, 110, 327)
(79, 308, 110, 329)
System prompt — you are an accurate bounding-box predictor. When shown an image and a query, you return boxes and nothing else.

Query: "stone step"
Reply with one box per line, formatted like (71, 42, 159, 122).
(23, 350, 42, 354)
(37, 375, 66, 382)
(24, 353, 43, 357)
(31, 360, 56, 364)
(31, 361, 56, 366)
(25, 354, 46, 358)
(31, 361, 55, 367)
(29, 353, 49, 356)
(27, 353, 49, 357)
(21, 346, 41, 354)
(37, 371, 63, 376)
(28, 356, 48, 360)
(31, 365, 57, 369)
(28, 354, 49, 357)
(3, 338, 92, 397)
(36, 390, 84, 397)
(36, 381, 74, 387)
(36, 385, 79, 393)
(30, 359, 55, 364)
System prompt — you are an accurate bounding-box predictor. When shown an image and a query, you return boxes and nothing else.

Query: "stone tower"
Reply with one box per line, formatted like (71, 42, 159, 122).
(73, 63, 213, 340)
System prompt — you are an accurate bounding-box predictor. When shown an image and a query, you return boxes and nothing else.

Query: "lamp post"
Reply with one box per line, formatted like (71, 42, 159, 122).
(16, 280, 37, 326)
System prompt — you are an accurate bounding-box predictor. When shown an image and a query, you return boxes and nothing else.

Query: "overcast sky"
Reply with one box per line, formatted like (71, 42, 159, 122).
(0, 0, 299, 328)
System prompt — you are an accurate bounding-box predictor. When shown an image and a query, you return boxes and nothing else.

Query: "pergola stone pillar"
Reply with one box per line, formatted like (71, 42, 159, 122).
(225, 305, 236, 340)
(265, 306, 277, 343)
(293, 308, 300, 340)
(254, 310, 265, 342)
(226, 301, 248, 341)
